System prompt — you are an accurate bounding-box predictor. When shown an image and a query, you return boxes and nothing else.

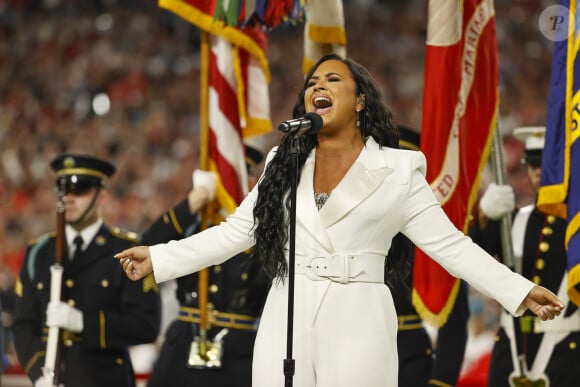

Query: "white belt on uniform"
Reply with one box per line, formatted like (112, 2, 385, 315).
(500, 310, 580, 334)
(293, 252, 385, 283)
(501, 273, 574, 381)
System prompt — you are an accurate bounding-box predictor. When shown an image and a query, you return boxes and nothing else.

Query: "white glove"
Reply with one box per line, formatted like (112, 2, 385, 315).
(46, 301, 84, 333)
(35, 376, 63, 387)
(192, 170, 217, 201)
(479, 182, 515, 220)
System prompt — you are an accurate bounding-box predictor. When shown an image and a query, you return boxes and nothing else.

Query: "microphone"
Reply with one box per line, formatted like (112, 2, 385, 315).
(278, 112, 323, 137)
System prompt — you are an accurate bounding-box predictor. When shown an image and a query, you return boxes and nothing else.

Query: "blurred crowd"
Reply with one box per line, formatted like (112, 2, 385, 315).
(0, 0, 557, 377)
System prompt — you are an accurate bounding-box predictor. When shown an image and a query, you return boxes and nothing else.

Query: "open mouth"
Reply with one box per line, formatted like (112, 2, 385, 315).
(313, 96, 332, 115)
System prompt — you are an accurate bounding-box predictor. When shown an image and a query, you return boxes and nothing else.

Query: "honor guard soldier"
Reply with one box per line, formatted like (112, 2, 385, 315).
(470, 126, 580, 386)
(393, 126, 469, 387)
(13, 154, 161, 387)
(147, 146, 270, 387)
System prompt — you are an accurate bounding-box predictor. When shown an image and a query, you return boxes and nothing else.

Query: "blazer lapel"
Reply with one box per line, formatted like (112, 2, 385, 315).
(296, 151, 334, 251)
(319, 139, 393, 228)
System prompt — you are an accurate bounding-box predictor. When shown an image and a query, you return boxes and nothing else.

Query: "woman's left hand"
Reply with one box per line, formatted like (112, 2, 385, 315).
(523, 285, 565, 321)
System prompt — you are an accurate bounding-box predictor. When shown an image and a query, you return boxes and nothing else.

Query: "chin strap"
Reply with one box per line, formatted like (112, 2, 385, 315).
(69, 188, 101, 226)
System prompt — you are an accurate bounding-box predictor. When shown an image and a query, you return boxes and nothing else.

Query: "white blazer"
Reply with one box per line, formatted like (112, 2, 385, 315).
(150, 137, 534, 387)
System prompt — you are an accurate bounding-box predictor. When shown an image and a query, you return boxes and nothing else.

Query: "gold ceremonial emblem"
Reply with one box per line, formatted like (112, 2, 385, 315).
(509, 375, 547, 387)
(63, 157, 76, 168)
(96, 235, 106, 246)
(519, 316, 534, 333)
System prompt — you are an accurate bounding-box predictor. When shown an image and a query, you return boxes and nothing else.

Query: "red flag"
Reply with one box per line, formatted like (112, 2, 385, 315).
(413, 0, 499, 326)
(158, 0, 272, 218)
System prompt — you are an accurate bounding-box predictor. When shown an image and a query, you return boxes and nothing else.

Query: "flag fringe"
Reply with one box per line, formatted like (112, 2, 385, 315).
(412, 278, 461, 328)
(307, 24, 346, 44)
(538, 185, 568, 219)
(245, 117, 274, 137)
(568, 263, 580, 306)
(567, 212, 580, 249)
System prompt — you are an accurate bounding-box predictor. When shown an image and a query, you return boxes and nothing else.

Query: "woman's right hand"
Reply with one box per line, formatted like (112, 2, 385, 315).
(523, 285, 564, 321)
(115, 246, 153, 281)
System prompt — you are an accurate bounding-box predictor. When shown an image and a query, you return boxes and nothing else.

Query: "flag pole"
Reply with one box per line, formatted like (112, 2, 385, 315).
(490, 124, 528, 381)
(490, 125, 515, 270)
(196, 29, 211, 361)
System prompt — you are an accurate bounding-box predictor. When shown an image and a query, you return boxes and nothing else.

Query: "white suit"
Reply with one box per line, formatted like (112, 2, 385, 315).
(150, 138, 534, 387)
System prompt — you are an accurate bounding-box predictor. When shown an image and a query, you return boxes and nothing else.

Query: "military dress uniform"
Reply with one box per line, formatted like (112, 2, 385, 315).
(14, 227, 160, 387)
(470, 206, 580, 386)
(13, 155, 161, 387)
(147, 240, 270, 387)
(144, 145, 270, 387)
(394, 127, 469, 387)
(391, 240, 469, 387)
(469, 126, 580, 386)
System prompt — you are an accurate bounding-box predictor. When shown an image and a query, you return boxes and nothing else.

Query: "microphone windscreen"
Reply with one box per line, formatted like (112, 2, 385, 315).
(304, 112, 323, 133)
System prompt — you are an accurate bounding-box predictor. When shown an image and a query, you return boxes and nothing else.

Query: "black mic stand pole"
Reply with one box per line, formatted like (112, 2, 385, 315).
(283, 135, 300, 387)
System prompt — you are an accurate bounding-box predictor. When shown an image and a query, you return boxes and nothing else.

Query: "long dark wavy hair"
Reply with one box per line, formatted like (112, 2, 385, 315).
(250, 54, 412, 287)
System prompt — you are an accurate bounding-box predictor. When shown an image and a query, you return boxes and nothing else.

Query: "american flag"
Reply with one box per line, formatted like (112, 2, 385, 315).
(158, 0, 272, 219)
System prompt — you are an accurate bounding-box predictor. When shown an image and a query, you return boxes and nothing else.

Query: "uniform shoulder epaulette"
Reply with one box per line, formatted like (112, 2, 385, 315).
(28, 232, 55, 246)
(110, 227, 140, 243)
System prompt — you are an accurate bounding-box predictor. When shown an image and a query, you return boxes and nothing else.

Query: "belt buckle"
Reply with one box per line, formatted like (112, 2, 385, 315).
(304, 255, 328, 281)
(304, 253, 350, 282)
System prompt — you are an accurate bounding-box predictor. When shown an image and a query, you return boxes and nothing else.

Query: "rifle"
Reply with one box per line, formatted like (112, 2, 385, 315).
(42, 175, 66, 386)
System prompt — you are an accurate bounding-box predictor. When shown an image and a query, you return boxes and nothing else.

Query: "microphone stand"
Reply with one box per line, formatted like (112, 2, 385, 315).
(283, 135, 300, 387)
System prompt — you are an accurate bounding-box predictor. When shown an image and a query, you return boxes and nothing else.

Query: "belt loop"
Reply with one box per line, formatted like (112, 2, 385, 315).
(340, 254, 349, 284)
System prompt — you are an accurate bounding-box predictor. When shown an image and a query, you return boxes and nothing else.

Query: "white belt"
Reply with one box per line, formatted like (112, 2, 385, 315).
(293, 252, 385, 284)
(500, 310, 580, 334)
